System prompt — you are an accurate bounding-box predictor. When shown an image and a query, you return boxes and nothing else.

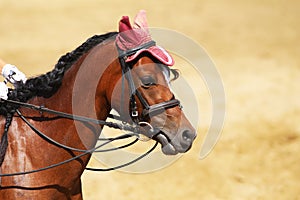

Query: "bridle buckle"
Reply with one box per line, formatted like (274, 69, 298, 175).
(131, 110, 138, 117)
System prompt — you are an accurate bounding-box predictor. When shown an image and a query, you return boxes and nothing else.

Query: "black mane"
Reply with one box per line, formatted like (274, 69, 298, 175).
(0, 32, 118, 166)
(12, 32, 118, 102)
(0, 32, 118, 115)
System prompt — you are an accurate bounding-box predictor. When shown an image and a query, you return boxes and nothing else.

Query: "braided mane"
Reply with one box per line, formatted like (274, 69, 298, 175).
(0, 32, 118, 166)
(0, 32, 118, 115)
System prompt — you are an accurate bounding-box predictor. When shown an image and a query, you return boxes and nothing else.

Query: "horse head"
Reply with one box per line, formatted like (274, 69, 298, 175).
(106, 10, 196, 155)
(131, 57, 196, 155)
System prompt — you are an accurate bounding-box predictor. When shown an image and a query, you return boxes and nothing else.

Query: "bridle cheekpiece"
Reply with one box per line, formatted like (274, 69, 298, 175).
(116, 40, 181, 138)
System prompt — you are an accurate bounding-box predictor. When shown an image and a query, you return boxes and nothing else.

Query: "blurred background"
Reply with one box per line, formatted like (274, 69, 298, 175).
(1, 0, 299, 199)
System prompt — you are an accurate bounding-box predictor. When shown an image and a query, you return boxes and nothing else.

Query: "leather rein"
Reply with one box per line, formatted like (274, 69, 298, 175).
(0, 40, 180, 176)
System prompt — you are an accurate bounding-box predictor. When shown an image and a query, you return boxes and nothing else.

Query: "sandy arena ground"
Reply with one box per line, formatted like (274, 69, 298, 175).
(1, 0, 299, 199)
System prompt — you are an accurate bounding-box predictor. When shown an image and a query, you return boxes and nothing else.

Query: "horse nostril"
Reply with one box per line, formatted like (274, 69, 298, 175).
(182, 130, 194, 143)
(180, 129, 196, 152)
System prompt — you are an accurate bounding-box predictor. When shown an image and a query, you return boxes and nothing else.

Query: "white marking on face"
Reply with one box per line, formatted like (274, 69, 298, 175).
(161, 66, 173, 92)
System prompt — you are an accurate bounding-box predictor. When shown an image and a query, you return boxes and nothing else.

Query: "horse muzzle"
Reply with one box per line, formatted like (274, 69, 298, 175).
(157, 126, 196, 155)
(140, 124, 196, 155)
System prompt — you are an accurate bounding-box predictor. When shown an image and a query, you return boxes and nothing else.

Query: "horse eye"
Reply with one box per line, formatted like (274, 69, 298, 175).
(141, 76, 156, 88)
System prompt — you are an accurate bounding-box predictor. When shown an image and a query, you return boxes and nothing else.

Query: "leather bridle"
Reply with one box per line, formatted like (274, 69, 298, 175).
(117, 40, 181, 138)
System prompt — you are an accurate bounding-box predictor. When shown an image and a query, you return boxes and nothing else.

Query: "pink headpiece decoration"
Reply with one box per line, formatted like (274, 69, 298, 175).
(116, 10, 174, 66)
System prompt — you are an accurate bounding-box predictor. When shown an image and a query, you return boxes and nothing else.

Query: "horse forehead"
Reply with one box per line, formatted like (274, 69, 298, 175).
(133, 57, 172, 84)
(134, 57, 161, 72)
(135, 56, 155, 66)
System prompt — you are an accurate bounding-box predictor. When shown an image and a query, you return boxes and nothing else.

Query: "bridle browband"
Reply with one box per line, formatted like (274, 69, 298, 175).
(0, 39, 181, 176)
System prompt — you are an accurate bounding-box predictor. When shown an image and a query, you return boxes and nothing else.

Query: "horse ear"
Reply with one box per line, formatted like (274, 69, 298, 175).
(116, 10, 174, 66)
(133, 10, 149, 31)
(117, 10, 151, 50)
(119, 16, 132, 33)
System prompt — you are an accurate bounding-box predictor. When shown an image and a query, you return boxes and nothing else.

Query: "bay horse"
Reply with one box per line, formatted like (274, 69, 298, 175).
(0, 30, 196, 199)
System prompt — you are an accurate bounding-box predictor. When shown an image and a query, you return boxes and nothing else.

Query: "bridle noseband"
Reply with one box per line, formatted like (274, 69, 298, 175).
(117, 40, 181, 136)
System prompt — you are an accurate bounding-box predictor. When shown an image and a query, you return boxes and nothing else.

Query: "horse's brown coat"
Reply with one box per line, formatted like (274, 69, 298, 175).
(0, 37, 195, 199)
